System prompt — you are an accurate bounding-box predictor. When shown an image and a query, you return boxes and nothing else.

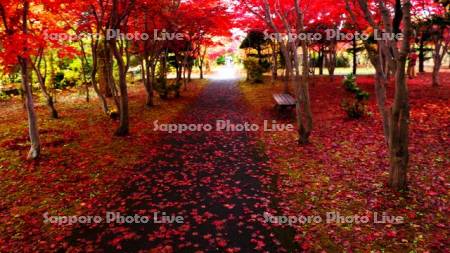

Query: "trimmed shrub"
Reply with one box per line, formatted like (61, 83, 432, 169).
(243, 58, 265, 83)
(341, 74, 370, 119)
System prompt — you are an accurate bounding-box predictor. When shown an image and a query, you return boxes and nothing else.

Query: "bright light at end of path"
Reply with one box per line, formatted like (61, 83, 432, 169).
(209, 64, 241, 80)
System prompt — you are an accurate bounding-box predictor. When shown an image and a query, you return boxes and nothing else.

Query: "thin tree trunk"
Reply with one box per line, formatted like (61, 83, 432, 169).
(318, 48, 324, 75)
(110, 41, 129, 136)
(432, 40, 448, 87)
(418, 38, 425, 73)
(98, 41, 113, 98)
(432, 62, 441, 87)
(91, 50, 109, 114)
(187, 65, 192, 82)
(20, 57, 41, 159)
(271, 41, 278, 84)
(18, 1, 40, 160)
(32, 64, 58, 118)
(326, 41, 337, 80)
(294, 0, 313, 144)
(279, 43, 291, 93)
(104, 42, 120, 110)
(353, 37, 357, 75)
(144, 58, 154, 107)
(199, 47, 207, 79)
(79, 43, 90, 102)
(297, 43, 313, 144)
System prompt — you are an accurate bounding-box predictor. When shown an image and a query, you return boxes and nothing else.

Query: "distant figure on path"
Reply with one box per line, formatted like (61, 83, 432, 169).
(408, 51, 418, 79)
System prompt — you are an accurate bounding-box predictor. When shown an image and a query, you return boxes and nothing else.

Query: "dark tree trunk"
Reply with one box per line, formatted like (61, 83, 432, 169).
(111, 41, 129, 136)
(98, 41, 113, 98)
(389, 0, 412, 191)
(418, 38, 425, 73)
(392, 0, 403, 34)
(352, 37, 358, 75)
(143, 58, 154, 107)
(318, 49, 324, 75)
(199, 64, 203, 79)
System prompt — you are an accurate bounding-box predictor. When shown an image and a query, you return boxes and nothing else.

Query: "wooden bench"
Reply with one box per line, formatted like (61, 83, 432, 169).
(273, 93, 296, 111)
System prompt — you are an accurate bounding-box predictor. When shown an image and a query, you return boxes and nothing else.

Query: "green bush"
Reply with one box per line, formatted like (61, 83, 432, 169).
(260, 60, 271, 72)
(62, 69, 81, 87)
(0, 91, 10, 101)
(53, 72, 78, 89)
(243, 58, 265, 83)
(341, 74, 370, 119)
(336, 55, 350, 68)
(216, 56, 226, 65)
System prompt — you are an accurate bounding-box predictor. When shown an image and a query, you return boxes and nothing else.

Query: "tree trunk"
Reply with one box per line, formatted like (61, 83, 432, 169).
(110, 41, 129, 136)
(374, 72, 390, 142)
(90, 51, 109, 114)
(104, 42, 120, 110)
(352, 37, 357, 75)
(297, 43, 313, 144)
(187, 65, 192, 82)
(20, 57, 41, 160)
(77, 43, 90, 103)
(432, 63, 441, 87)
(18, 1, 40, 159)
(144, 58, 154, 107)
(199, 61, 204, 79)
(418, 38, 425, 73)
(271, 41, 278, 84)
(387, 0, 412, 191)
(182, 53, 189, 91)
(350, 0, 412, 191)
(32, 64, 58, 118)
(431, 39, 448, 87)
(326, 42, 337, 80)
(318, 49, 324, 75)
(388, 57, 410, 191)
(294, 0, 313, 144)
(279, 43, 291, 93)
(198, 46, 207, 80)
(98, 42, 113, 98)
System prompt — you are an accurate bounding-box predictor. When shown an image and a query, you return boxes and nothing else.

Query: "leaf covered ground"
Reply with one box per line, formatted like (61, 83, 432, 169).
(239, 72, 449, 252)
(0, 81, 207, 252)
(0, 72, 448, 252)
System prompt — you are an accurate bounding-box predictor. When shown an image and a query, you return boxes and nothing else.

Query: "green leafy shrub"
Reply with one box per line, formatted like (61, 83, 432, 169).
(62, 69, 81, 87)
(259, 60, 271, 72)
(343, 73, 357, 91)
(341, 74, 370, 119)
(0, 91, 9, 101)
(336, 55, 350, 68)
(53, 72, 77, 89)
(243, 58, 265, 83)
(216, 56, 226, 65)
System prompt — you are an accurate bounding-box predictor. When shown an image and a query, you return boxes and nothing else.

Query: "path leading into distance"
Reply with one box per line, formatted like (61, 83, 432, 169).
(68, 66, 295, 252)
